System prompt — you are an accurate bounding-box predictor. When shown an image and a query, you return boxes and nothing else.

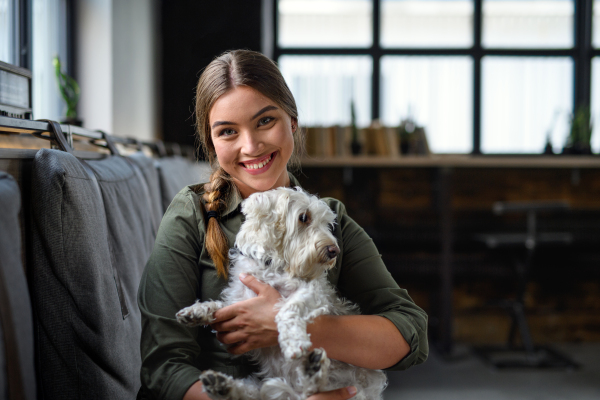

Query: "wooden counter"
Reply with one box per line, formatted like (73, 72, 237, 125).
(301, 154, 600, 169)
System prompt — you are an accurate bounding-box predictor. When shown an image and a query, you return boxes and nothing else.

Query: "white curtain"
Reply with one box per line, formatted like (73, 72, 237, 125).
(381, 56, 473, 154)
(279, 55, 372, 128)
(482, 57, 573, 154)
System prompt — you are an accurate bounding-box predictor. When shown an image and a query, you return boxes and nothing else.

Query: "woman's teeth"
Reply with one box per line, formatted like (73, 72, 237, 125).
(245, 154, 272, 169)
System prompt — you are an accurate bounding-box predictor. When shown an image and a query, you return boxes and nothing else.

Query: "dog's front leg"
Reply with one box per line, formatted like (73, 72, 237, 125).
(275, 289, 315, 361)
(176, 300, 224, 327)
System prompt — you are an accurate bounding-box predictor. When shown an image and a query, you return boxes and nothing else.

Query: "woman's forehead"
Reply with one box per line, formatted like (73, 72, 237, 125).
(209, 86, 278, 122)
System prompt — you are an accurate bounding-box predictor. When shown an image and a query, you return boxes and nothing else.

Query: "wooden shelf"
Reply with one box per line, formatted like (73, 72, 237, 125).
(300, 154, 600, 169)
(0, 116, 104, 140)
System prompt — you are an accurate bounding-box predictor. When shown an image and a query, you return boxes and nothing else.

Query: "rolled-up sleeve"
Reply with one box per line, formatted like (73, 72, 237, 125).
(138, 191, 205, 400)
(328, 199, 429, 371)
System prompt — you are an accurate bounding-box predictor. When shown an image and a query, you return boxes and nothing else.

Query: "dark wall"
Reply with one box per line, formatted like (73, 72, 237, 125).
(160, 0, 263, 150)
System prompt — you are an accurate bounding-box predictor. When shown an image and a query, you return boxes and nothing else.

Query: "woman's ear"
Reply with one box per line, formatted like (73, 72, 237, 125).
(291, 117, 298, 133)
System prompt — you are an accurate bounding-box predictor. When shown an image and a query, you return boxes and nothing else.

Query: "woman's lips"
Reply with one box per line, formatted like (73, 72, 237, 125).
(240, 151, 277, 175)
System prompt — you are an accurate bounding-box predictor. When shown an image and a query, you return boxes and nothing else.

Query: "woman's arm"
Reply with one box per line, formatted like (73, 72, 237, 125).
(307, 315, 410, 370)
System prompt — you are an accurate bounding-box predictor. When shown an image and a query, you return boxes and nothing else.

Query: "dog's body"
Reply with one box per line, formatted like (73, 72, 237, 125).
(177, 187, 387, 400)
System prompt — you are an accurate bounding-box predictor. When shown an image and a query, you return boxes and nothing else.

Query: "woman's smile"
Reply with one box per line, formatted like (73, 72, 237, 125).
(240, 151, 278, 175)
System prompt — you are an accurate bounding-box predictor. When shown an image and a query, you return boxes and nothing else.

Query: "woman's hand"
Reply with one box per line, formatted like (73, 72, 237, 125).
(307, 386, 357, 400)
(210, 273, 281, 354)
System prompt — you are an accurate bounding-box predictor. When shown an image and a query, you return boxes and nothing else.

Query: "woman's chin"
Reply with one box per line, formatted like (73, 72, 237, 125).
(232, 175, 280, 197)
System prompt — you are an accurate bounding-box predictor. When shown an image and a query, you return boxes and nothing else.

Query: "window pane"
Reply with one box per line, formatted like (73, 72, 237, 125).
(482, 0, 574, 48)
(278, 0, 372, 48)
(381, 0, 473, 48)
(590, 58, 600, 153)
(0, 0, 17, 64)
(278, 56, 372, 127)
(32, 0, 69, 120)
(593, 0, 600, 48)
(381, 56, 473, 154)
(482, 57, 573, 154)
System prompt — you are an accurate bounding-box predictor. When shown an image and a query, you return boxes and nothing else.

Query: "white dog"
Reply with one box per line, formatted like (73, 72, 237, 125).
(176, 187, 387, 400)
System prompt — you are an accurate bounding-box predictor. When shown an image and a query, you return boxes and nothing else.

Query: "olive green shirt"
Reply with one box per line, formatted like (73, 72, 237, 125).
(137, 176, 428, 400)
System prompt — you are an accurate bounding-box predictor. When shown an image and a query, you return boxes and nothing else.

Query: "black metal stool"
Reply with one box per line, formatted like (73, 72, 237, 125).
(473, 201, 578, 369)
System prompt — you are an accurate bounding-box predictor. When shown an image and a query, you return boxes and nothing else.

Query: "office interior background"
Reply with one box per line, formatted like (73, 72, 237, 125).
(2, 1, 600, 399)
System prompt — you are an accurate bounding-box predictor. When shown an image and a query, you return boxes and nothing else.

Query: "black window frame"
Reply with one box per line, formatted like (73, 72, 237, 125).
(272, 0, 596, 155)
(8, 0, 75, 75)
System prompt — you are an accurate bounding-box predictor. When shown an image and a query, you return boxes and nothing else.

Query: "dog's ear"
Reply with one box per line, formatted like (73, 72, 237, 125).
(237, 189, 292, 261)
(273, 190, 291, 222)
(241, 189, 291, 223)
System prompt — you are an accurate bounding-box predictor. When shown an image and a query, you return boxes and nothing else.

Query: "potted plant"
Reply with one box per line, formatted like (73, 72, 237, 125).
(53, 56, 82, 126)
(563, 105, 593, 155)
(398, 117, 417, 155)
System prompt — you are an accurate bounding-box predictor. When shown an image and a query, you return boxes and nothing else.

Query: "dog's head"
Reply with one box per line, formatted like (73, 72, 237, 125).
(236, 187, 339, 280)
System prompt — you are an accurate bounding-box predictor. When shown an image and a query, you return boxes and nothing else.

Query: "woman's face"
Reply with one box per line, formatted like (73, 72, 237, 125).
(209, 85, 295, 198)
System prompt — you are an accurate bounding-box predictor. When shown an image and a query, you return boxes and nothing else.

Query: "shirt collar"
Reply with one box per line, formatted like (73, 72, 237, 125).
(222, 172, 302, 217)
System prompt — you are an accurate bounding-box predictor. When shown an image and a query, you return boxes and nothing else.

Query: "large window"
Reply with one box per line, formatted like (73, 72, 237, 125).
(32, 0, 70, 122)
(0, 0, 20, 65)
(1, 0, 71, 122)
(273, 0, 596, 154)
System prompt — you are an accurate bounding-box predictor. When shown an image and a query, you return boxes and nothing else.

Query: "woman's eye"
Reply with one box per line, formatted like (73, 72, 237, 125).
(219, 128, 236, 137)
(258, 117, 275, 126)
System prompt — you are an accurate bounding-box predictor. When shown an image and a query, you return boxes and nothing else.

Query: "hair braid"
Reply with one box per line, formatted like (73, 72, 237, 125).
(203, 167, 233, 279)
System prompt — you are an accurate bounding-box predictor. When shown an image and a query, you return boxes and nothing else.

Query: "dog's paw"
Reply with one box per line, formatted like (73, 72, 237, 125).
(282, 340, 312, 360)
(305, 348, 329, 377)
(176, 303, 214, 326)
(200, 370, 233, 399)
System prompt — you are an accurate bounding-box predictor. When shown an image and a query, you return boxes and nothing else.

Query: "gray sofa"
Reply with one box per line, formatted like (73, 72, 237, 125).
(0, 145, 212, 400)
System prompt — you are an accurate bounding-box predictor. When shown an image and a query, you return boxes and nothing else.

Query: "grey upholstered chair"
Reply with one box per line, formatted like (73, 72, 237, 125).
(156, 156, 211, 212)
(127, 151, 164, 233)
(29, 149, 157, 399)
(0, 171, 36, 400)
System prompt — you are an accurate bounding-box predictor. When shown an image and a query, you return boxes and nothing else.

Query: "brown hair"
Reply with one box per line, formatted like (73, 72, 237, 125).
(195, 49, 305, 278)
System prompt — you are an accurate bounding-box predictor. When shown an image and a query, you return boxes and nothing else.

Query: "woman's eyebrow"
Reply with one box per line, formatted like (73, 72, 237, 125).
(251, 105, 278, 120)
(212, 120, 235, 129)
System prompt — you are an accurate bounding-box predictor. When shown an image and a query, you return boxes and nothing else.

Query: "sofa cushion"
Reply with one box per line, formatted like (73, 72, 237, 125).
(30, 149, 156, 399)
(157, 156, 211, 211)
(127, 152, 163, 232)
(0, 171, 36, 400)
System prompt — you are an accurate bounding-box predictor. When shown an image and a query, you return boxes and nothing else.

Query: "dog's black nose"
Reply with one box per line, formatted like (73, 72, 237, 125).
(326, 245, 340, 259)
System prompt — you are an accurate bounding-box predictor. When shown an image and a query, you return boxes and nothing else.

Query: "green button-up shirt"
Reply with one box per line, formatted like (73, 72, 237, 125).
(138, 175, 428, 400)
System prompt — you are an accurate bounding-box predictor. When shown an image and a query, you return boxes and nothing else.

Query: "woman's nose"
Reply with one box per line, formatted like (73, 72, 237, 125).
(240, 130, 263, 155)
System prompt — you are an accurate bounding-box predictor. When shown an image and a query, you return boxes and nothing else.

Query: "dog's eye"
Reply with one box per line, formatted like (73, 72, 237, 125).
(299, 212, 309, 223)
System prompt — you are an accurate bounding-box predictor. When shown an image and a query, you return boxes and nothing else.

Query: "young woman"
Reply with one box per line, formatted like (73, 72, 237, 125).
(137, 50, 428, 400)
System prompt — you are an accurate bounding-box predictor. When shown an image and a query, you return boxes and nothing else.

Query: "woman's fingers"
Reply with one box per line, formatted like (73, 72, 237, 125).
(307, 387, 358, 400)
(212, 303, 238, 323)
(215, 330, 246, 345)
(209, 274, 282, 352)
(211, 318, 237, 332)
(239, 273, 270, 294)
(226, 341, 251, 355)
